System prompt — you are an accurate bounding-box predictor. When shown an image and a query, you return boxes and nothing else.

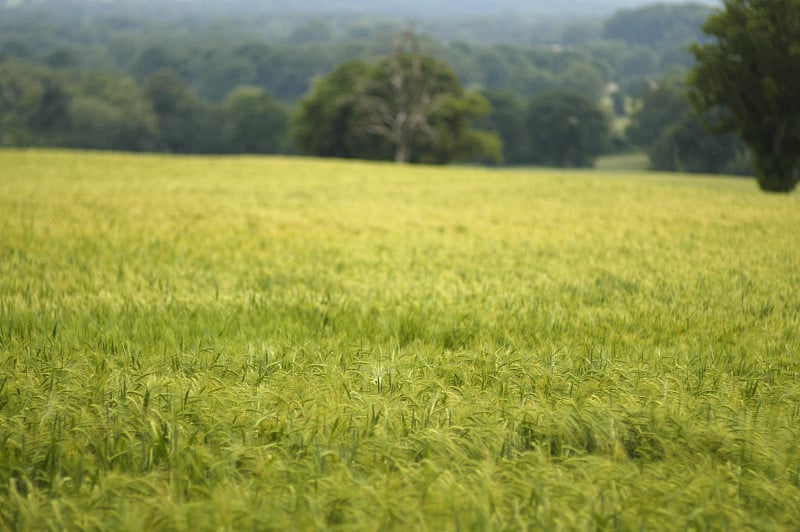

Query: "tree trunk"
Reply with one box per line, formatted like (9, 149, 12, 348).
(754, 152, 799, 193)
(394, 131, 409, 163)
(394, 144, 406, 163)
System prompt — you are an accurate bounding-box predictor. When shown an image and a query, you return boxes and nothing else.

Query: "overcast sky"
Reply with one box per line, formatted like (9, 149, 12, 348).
(0, 0, 718, 16)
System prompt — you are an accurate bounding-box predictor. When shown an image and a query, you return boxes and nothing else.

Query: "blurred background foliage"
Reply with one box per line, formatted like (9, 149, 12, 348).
(0, 0, 747, 172)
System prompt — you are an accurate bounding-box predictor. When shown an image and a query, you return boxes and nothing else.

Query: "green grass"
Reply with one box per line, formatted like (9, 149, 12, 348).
(1, 149, 799, 530)
(595, 152, 650, 171)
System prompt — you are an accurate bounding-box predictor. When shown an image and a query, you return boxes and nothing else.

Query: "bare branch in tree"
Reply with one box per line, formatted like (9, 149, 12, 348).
(353, 29, 455, 163)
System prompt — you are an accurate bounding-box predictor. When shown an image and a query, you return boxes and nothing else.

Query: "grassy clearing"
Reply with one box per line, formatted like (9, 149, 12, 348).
(1, 149, 799, 530)
(595, 152, 650, 171)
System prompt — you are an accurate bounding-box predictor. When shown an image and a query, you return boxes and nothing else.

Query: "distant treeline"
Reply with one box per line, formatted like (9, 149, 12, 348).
(0, 2, 713, 102)
(0, 1, 749, 172)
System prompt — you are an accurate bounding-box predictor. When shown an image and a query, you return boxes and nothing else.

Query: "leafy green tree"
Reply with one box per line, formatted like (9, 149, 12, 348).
(223, 85, 289, 154)
(230, 41, 348, 104)
(689, 0, 800, 192)
(196, 51, 258, 103)
(603, 3, 713, 50)
(286, 19, 335, 45)
(447, 44, 557, 98)
(618, 48, 660, 79)
(0, 39, 33, 61)
(627, 77, 692, 149)
(0, 61, 70, 146)
(0, 62, 161, 151)
(292, 60, 390, 160)
(476, 89, 529, 165)
(409, 90, 502, 164)
(525, 90, 610, 168)
(293, 33, 500, 165)
(66, 73, 158, 151)
(556, 61, 605, 101)
(44, 48, 79, 69)
(650, 115, 751, 175)
(133, 45, 187, 80)
(144, 68, 223, 153)
(627, 75, 750, 175)
(355, 31, 499, 163)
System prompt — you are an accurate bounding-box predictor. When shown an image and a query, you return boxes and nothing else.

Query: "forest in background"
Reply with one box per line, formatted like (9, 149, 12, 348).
(0, 0, 748, 173)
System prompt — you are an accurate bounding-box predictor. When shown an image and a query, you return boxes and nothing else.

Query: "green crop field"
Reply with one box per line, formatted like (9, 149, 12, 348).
(1, 149, 799, 530)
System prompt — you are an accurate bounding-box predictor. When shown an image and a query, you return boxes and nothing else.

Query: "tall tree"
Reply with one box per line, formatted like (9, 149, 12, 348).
(689, 0, 800, 192)
(0, 62, 70, 146)
(223, 85, 289, 154)
(66, 74, 158, 152)
(291, 60, 390, 160)
(627, 75, 750, 175)
(649, 115, 751, 175)
(526, 90, 610, 168)
(292, 31, 500, 165)
(627, 77, 692, 149)
(144, 68, 222, 154)
(355, 30, 457, 163)
(476, 89, 529, 165)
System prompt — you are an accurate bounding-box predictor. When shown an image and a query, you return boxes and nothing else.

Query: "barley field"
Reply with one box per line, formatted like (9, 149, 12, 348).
(1, 149, 799, 530)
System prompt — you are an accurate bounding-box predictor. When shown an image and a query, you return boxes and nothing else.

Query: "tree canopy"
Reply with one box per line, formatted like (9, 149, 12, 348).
(0, 61, 70, 147)
(144, 68, 224, 153)
(627, 77, 691, 149)
(0, 1, 765, 177)
(292, 60, 390, 160)
(603, 3, 713, 50)
(223, 85, 289, 154)
(689, 0, 800, 192)
(475, 90, 530, 165)
(525, 90, 610, 168)
(626, 76, 749, 174)
(292, 33, 501, 164)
